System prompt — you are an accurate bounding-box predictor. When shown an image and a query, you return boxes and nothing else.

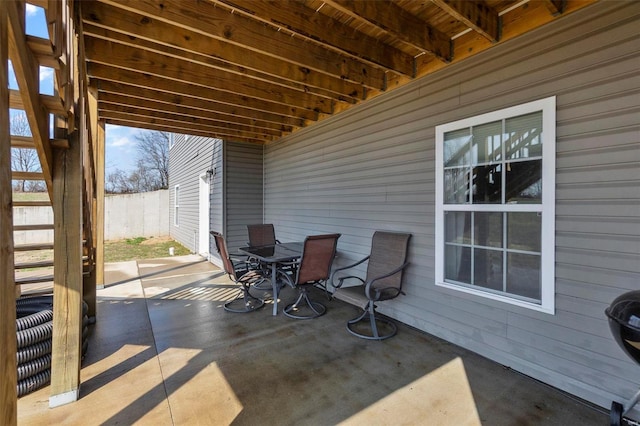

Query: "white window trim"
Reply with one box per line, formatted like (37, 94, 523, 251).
(174, 185, 180, 227)
(435, 96, 556, 314)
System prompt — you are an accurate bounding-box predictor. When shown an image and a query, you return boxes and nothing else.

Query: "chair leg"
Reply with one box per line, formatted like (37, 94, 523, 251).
(283, 287, 326, 319)
(346, 302, 397, 340)
(224, 285, 265, 313)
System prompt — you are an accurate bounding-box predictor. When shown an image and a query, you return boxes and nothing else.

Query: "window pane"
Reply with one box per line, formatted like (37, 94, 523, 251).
(507, 253, 541, 300)
(444, 129, 471, 167)
(505, 112, 542, 159)
(445, 212, 471, 244)
(445, 245, 471, 284)
(506, 160, 542, 203)
(444, 168, 469, 203)
(474, 248, 503, 291)
(474, 212, 503, 247)
(472, 164, 502, 204)
(472, 121, 502, 165)
(507, 213, 541, 252)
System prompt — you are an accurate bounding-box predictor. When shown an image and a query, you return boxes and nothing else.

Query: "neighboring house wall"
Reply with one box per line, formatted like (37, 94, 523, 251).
(169, 137, 263, 266)
(263, 1, 639, 413)
(169, 134, 222, 254)
(104, 190, 169, 240)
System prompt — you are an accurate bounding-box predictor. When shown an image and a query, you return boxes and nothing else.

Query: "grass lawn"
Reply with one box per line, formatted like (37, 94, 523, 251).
(13, 192, 50, 202)
(105, 236, 191, 262)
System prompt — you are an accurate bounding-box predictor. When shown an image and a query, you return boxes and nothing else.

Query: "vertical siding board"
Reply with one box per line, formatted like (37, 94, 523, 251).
(262, 1, 640, 411)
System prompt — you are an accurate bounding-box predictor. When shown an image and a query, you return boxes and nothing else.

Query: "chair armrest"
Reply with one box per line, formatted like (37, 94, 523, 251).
(364, 261, 410, 301)
(330, 255, 370, 288)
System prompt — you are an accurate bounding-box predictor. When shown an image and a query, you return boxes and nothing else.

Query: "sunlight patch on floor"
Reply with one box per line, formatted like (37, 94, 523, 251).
(158, 348, 243, 424)
(340, 357, 481, 426)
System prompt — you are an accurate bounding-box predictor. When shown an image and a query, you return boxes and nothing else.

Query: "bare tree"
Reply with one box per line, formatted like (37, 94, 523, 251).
(106, 130, 170, 194)
(10, 111, 43, 192)
(135, 130, 169, 189)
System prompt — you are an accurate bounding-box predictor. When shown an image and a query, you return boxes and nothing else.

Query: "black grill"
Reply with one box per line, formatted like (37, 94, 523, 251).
(606, 290, 640, 426)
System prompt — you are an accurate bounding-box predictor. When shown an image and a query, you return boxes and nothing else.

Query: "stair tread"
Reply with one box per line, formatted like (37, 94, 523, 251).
(14, 243, 54, 251)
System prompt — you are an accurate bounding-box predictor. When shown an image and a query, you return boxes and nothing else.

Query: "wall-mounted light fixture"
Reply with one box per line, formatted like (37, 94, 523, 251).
(206, 167, 216, 181)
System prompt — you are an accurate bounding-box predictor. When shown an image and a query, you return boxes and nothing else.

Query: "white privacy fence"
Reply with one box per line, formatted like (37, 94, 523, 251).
(14, 189, 170, 244)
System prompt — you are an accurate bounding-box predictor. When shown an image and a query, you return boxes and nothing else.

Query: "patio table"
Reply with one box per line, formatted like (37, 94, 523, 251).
(238, 242, 303, 315)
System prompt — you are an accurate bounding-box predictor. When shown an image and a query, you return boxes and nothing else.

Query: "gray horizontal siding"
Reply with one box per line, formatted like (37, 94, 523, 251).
(169, 135, 221, 254)
(264, 1, 640, 413)
(224, 142, 264, 253)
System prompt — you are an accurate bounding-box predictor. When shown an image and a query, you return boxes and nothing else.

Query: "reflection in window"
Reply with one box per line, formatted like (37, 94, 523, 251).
(436, 97, 555, 313)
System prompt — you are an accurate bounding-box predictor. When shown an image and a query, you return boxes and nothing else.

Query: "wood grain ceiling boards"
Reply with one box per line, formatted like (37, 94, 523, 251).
(80, 0, 597, 144)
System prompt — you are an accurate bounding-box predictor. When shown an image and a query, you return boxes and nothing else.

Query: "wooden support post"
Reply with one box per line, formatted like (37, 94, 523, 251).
(49, 127, 84, 407)
(95, 119, 105, 290)
(0, 0, 18, 423)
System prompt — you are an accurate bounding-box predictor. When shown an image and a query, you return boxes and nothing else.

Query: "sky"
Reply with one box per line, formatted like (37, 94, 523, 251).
(11, 4, 146, 175)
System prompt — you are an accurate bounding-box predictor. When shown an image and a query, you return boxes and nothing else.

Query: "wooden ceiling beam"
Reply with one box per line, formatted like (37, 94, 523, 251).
(98, 98, 287, 138)
(7, 0, 53, 195)
(324, 0, 451, 62)
(84, 36, 335, 115)
(81, 3, 366, 102)
(95, 78, 304, 129)
(102, 115, 268, 145)
(88, 62, 317, 123)
(216, 0, 415, 77)
(97, 90, 294, 134)
(535, 0, 567, 16)
(97, 0, 387, 90)
(98, 105, 275, 142)
(431, 0, 499, 43)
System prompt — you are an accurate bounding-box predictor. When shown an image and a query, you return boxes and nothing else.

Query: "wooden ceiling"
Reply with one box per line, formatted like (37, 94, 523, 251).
(80, 0, 597, 144)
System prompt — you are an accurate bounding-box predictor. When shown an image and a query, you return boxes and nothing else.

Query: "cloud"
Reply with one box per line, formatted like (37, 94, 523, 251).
(39, 66, 54, 81)
(25, 4, 38, 16)
(111, 136, 133, 147)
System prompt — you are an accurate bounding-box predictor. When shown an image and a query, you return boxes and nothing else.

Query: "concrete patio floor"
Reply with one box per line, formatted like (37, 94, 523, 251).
(18, 255, 608, 425)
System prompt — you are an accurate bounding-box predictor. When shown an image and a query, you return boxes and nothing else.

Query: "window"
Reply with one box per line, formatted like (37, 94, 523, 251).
(435, 97, 556, 314)
(174, 185, 180, 227)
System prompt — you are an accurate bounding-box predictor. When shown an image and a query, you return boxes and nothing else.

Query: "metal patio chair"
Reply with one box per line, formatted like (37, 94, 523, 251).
(247, 223, 280, 247)
(331, 231, 411, 340)
(283, 233, 341, 319)
(211, 231, 266, 313)
(247, 223, 286, 289)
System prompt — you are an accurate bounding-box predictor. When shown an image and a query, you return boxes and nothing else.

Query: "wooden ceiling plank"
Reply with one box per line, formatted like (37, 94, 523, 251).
(81, 4, 365, 101)
(324, 0, 451, 62)
(430, 0, 499, 43)
(97, 90, 293, 134)
(97, 0, 386, 90)
(98, 99, 285, 138)
(82, 23, 356, 106)
(216, 0, 414, 77)
(7, 0, 53, 195)
(84, 36, 335, 115)
(96, 78, 302, 129)
(104, 118, 264, 144)
(100, 111, 272, 143)
(88, 62, 316, 123)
